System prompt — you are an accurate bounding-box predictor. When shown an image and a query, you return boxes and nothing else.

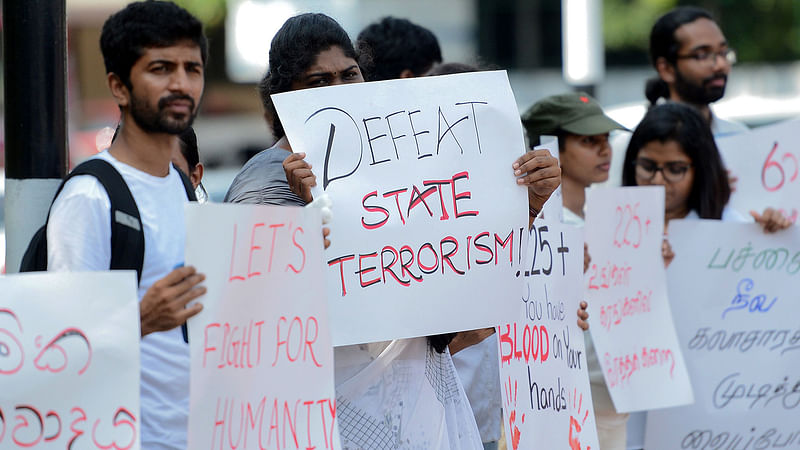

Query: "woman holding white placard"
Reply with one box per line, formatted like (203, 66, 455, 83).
(619, 101, 791, 449)
(224, 13, 530, 449)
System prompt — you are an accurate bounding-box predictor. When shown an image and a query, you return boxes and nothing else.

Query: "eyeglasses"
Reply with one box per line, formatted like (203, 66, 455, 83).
(634, 158, 692, 183)
(676, 48, 737, 66)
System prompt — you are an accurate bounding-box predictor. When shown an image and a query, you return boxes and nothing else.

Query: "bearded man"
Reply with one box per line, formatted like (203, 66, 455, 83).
(46, 2, 208, 448)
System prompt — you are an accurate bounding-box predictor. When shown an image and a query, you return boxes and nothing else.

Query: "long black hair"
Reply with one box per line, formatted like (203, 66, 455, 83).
(622, 103, 730, 219)
(259, 13, 357, 139)
(645, 7, 714, 105)
(178, 127, 199, 170)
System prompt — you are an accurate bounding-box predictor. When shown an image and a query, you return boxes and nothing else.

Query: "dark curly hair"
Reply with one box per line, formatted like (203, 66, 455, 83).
(622, 102, 730, 219)
(259, 13, 357, 139)
(100, 1, 208, 90)
(645, 6, 714, 105)
(356, 17, 442, 81)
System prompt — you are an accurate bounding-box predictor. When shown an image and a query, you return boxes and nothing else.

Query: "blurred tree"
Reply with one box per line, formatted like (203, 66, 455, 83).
(603, 0, 800, 64)
(604, 0, 675, 64)
(173, 0, 226, 28)
(172, 0, 227, 81)
(705, 0, 800, 62)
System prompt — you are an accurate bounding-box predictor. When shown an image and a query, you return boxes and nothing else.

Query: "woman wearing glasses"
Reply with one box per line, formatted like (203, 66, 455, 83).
(620, 101, 789, 450)
(622, 102, 790, 231)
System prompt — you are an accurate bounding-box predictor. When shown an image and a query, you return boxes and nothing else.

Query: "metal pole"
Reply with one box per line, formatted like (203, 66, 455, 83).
(561, 0, 604, 94)
(3, 0, 69, 273)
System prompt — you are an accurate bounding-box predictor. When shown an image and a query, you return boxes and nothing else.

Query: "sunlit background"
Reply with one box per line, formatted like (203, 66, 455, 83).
(2, 0, 800, 270)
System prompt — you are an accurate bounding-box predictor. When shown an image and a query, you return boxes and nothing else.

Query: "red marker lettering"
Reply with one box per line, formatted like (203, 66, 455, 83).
(356, 253, 380, 288)
(361, 191, 389, 230)
(228, 224, 246, 282)
(247, 223, 265, 278)
(399, 245, 423, 282)
(12, 405, 44, 447)
(406, 185, 436, 218)
(440, 236, 464, 275)
(422, 179, 451, 220)
(287, 226, 306, 274)
(304, 317, 323, 368)
(381, 246, 409, 286)
(267, 224, 285, 273)
(328, 255, 355, 296)
(382, 188, 408, 225)
(450, 171, 479, 218)
(494, 230, 514, 265)
(283, 400, 300, 449)
(203, 323, 221, 368)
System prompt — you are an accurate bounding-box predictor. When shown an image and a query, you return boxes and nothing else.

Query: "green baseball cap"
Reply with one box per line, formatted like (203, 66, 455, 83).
(521, 92, 627, 138)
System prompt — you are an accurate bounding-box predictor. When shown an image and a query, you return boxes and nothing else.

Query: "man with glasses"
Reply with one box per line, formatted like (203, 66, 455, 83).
(644, 6, 745, 136)
(609, 8, 749, 448)
(606, 6, 746, 188)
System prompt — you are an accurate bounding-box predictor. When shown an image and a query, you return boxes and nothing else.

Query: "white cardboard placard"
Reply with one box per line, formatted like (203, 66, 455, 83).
(272, 71, 528, 345)
(717, 118, 800, 222)
(0, 271, 140, 449)
(646, 220, 800, 449)
(498, 216, 599, 450)
(185, 203, 340, 450)
(584, 186, 693, 412)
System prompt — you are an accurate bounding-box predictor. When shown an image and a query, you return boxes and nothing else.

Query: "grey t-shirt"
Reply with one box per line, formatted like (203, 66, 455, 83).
(223, 143, 306, 206)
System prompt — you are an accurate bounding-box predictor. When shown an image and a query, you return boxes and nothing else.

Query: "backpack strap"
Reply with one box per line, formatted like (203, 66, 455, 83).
(172, 163, 198, 344)
(173, 163, 197, 201)
(21, 158, 145, 283)
(23, 160, 196, 285)
(69, 159, 145, 284)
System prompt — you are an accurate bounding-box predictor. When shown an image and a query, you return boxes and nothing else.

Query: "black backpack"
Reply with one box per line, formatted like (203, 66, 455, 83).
(20, 158, 196, 282)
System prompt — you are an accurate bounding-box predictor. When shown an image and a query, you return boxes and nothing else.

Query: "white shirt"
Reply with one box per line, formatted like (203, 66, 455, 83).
(335, 337, 483, 450)
(683, 206, 747, 222)
(48, 150, 191, 450)
(562, 206, 585, 226)
(452, 335, 502, 443)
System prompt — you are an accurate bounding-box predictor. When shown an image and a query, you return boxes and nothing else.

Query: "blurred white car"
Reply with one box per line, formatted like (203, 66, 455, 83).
(200, 166, 241, 203)
(605, 94, 800, 130)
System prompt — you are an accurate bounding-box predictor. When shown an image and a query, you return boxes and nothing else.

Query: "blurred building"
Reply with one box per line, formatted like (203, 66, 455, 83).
(2, 0, 799, 170)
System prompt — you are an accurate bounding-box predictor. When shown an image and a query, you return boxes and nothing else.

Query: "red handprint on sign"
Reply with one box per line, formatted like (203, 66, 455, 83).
(503, 376, 525, 450)
(568, 389, 592, 450)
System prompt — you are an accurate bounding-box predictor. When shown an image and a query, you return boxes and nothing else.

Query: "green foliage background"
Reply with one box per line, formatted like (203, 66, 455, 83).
(173, 0, 227, 28)
(604, 0, 800, 64)
(171, 0, 800, 66)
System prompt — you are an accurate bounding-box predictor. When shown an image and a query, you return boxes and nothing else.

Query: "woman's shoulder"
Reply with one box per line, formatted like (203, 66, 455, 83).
(223, 144, 303, 205)
(241, 144, 292, 170)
